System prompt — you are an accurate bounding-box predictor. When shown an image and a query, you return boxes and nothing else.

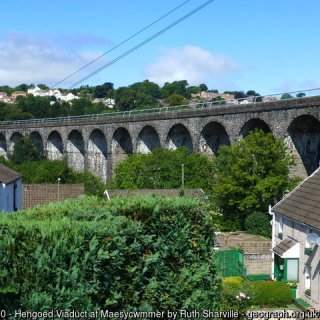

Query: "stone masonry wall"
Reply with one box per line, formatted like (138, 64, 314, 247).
(1, 96, 320, 181)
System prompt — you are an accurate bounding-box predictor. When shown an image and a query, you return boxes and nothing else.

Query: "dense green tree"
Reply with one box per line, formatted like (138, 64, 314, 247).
(0, 156, 105, 195)
(129, 80, 160, 109)
(70, 98, 92, 116)
(14, 83, 31, 92)
(9, 136, 44, 164)
(296, 92, 306, 98)
(212, 130, 295, 225)
(245, 212, 272, 238)
(246, 90, 258, 96)
(186, 86, 201, 95)
(109, 147, 214, 191)
(0, 104, 33, 121)
(16, 95, 51, 118)
(93, 82, 114, 98)
(37, 83, 50, 90)
(0, 85, 14, 95)
(50, 101, 70, 117)
(234, 91, 246, 99)
(130, 80, 160, 98)
(166, 93, 188, 106)
(281, 93, 294, 100)
(115, 87, 137, 111)
(160, 80, 189, 99)
(199, 83, 208, 92)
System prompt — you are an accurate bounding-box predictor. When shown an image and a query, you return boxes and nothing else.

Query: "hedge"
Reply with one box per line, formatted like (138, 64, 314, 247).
(252, 280, 292, 306)
(0, 195, 221, 312)
(221, 279, 292, 309)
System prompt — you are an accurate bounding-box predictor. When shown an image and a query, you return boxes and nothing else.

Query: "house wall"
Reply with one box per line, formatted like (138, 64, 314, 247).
(0, 178, 22, 212)
(274, 213, 320, 307)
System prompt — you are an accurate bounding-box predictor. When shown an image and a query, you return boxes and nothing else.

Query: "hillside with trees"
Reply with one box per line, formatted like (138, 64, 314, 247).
(0, 80, 264, 121)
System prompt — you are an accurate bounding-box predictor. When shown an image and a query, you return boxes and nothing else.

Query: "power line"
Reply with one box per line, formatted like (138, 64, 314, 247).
(69, 0, 216, 89)
(52, 0, 193, 88)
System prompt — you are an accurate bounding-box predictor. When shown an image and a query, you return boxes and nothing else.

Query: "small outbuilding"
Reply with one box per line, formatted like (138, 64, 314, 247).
(0, 164, 22, 212)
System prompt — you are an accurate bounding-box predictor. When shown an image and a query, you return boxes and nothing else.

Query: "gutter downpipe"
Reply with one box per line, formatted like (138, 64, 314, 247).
(269, 204, 275, 280)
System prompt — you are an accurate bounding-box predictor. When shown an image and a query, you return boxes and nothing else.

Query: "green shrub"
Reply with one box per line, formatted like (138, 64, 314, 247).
(250, 281, 292, 307)
(221, 279, 254, 312)
(223, 276, 245, 285)
(0, 196, 220, 312)
(221, 280, 292, 310)
(9, 136, 45, 164)
(245, 212, 271, 238)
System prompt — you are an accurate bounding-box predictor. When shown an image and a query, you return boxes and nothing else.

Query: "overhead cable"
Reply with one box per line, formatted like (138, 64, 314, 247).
(52, 0, 193, 88)
(69, 0, 215, 89)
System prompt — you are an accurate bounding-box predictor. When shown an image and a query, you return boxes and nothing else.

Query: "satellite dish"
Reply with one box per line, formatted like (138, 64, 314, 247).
(306, 233, 318, 245)
(315, 237, 320, 247)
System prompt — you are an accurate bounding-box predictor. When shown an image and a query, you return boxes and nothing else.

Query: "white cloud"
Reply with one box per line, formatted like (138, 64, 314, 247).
(144, 45, 241, 86)
(0, 32, 108, 87)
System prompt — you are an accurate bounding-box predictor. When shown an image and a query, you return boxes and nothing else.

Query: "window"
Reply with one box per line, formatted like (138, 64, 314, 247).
(286, 259, 299, 281)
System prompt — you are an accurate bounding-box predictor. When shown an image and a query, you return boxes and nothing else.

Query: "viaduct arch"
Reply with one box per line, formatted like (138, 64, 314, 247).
(1, 96, 320, 181)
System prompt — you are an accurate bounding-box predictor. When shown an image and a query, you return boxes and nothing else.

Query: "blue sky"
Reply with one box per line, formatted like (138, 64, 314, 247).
(1, 0, 320, 95)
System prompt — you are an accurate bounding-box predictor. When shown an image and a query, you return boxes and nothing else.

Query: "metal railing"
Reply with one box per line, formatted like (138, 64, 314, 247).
(0, 88, 320, 127)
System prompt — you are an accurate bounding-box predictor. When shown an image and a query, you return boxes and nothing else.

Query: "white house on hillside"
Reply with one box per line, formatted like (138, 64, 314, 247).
(0, 164, 22, 212)
(27, 86, 79, 102)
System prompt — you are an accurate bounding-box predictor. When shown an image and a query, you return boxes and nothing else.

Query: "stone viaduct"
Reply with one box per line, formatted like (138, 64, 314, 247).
(1, 96, 320, 182)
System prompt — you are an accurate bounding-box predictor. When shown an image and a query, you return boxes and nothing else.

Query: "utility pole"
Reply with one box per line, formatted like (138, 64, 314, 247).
(58, 177, 61, 202)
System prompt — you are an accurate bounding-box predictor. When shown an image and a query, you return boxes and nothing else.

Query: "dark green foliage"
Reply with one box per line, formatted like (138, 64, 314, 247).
(281, 93, 294, 100)
(16, 95, 52, 118)
(115, 87, 137, 111)
(0, 157, 105, 196)
(250, 281, 292, 306)
(245, 212, 271, 238)
(211, 213, 242, 232)
(166, 93, 188, 106)
(160, 80, 189, 99)
(213, 130, 295, 224)
(0, 196, 220, 311)
(0, 82, 264, 120)
(0, 104, 33, 121)
(109, 147, 214, 191)
(93, 82, 114, 98)
(9, 136, 44, 164)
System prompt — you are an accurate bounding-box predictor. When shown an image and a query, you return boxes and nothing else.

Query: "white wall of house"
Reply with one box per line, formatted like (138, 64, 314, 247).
(273, 213, 320, 307)
(0, 178, 22, 212)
